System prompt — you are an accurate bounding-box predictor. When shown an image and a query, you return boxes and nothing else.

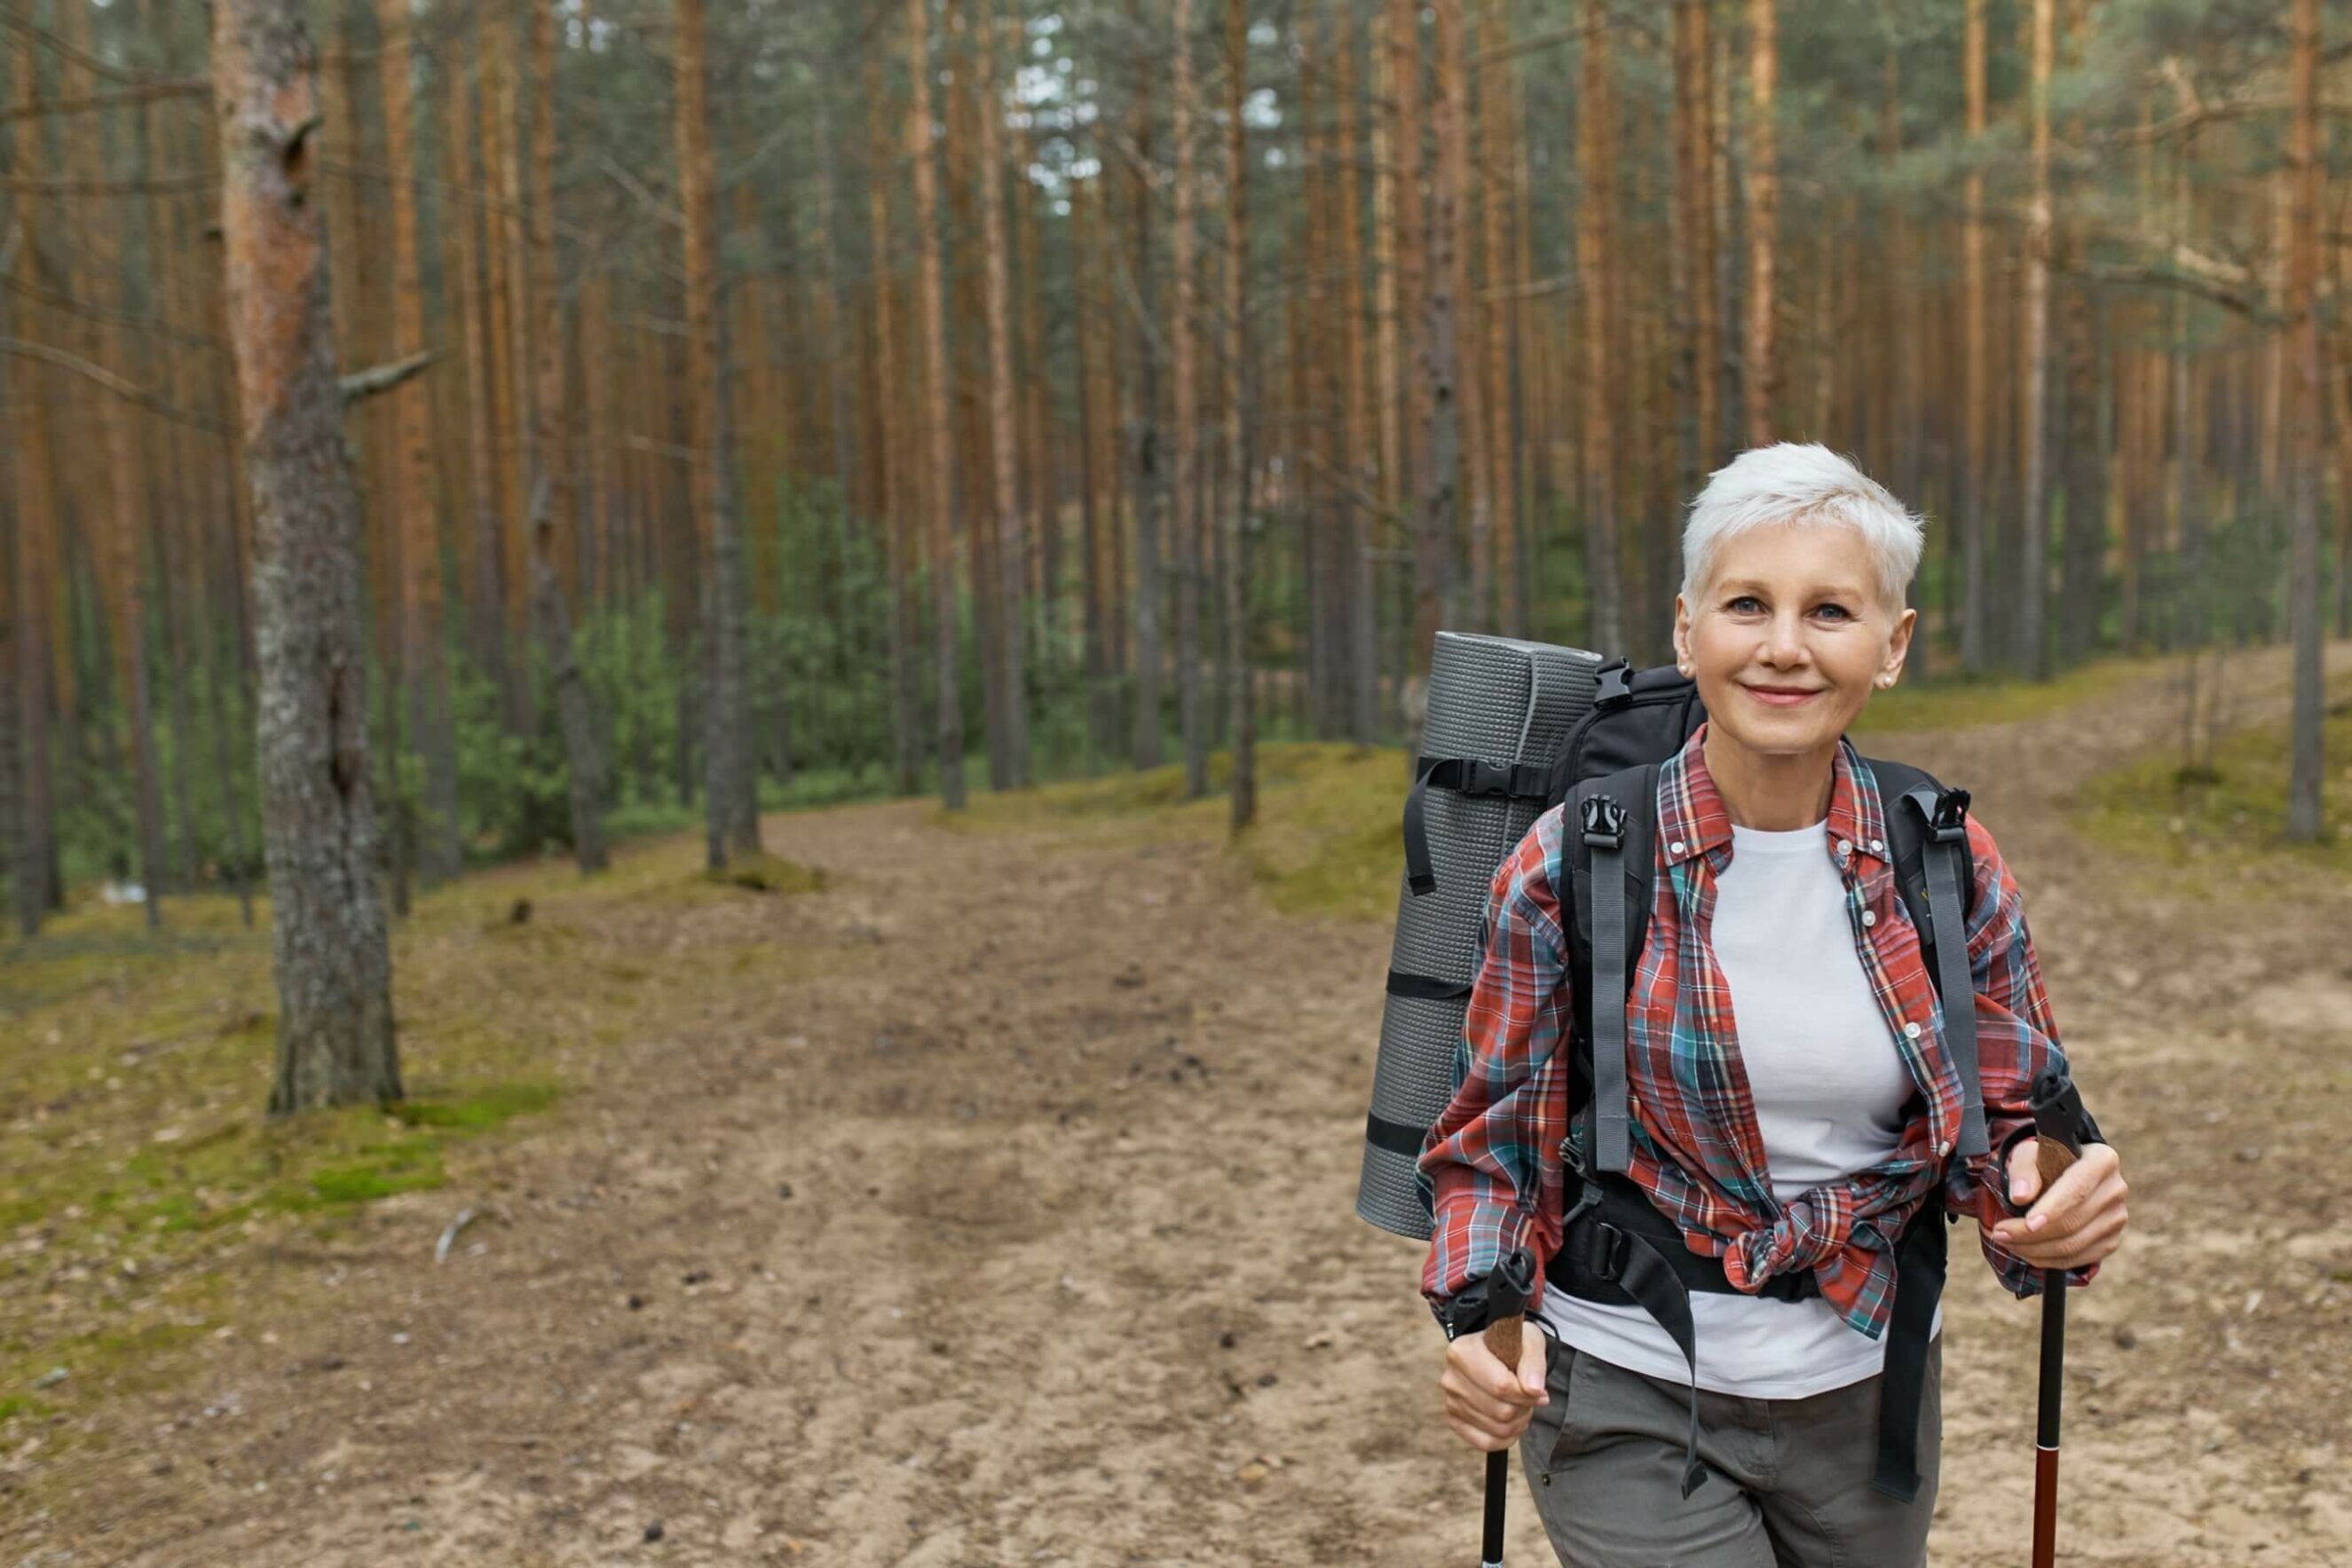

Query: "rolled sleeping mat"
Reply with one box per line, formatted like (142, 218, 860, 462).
(1356, 632, 1606, 1241)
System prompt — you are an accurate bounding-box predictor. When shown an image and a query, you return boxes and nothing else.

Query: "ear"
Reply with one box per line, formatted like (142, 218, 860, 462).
(1672, 595, 1693, 674)
(1879, 605, 1916, 688)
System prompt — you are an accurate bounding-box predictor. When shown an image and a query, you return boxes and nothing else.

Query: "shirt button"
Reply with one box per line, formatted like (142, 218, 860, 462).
(1861, 910, 1877, 927)
(1904, 1021, 1922, 1039)
(1938, 1140, 1953, 1157)
(1669, 840, 1686, 857)
(1869, 839, 1885, 854)
(1836, 839, 1853, 858)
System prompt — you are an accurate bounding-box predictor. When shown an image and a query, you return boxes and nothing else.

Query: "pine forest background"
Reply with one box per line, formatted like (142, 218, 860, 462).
(3, 0, 2348, 947)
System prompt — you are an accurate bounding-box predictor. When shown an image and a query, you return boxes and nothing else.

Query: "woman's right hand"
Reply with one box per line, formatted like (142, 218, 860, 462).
(1440, 1322, 1549, 1452)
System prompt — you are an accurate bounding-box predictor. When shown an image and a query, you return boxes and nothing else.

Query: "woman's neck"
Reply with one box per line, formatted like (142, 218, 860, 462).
(1701, 728, 1838, 831)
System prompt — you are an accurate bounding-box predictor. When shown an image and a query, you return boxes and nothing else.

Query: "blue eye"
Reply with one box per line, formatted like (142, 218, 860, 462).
(1815, 603, 1854, 622)
(1727, 595, 1764, 614)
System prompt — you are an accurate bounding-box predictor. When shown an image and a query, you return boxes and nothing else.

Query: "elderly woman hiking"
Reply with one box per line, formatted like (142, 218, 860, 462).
(1417, 445, 2129, 1566)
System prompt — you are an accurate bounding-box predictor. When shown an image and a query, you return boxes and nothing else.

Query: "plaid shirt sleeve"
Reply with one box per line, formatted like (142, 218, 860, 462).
(1940, 815, 2101, 1298)
(1415, 808, 1573, 1315)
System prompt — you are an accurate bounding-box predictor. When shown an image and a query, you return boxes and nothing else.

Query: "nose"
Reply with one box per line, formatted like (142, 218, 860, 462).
(1759, 608, 1811, 668)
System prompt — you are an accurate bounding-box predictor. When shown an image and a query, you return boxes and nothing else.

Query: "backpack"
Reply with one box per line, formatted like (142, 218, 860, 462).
(1354, 635, 1986, 1503)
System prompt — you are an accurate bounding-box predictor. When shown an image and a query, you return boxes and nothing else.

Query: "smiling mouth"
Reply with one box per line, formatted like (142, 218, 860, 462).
(1741, 685, 1825, 705)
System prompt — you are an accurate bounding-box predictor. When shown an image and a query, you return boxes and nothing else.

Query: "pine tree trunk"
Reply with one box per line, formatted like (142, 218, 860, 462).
(866, 51, 920, 798)
(215, 0, 401, 1115)
(1169, 0, 1210, 792)
(1388, 0, 1427, 513)
(1579, 0, 1623, 656)
(674, 0, 761, 859)
(1417, 0, 1468, 678)
(1743, 0, 1778, 448)
(373, 0, 461, 881)
(5, 35, 57, 934)
(1126, 8, 1164, 772)
(974, 0, 1032, 791)
(906, 0, 968, 808)
(1475, 0, 1516, 646)
(445, 51, 513, 717)
(484, 11, 533, 730)
(2285, 0, 2325, 840)
(60, 0, 166, 925)
(525, 0, 607, 872)
(2017, 0, 2055, 678)
(1222, 0, 1255, 831)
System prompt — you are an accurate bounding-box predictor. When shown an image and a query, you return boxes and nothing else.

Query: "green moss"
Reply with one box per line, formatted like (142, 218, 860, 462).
(293, 1146, 447, 1209)
(0, 1394, 46, 1424)
(703, 852, 828, 894)
(2074, 687, 2352, 892)
(388, 1082, 560, 1131)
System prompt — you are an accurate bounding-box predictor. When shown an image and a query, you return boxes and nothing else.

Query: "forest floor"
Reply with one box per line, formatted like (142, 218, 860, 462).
(5, 643, 2352, 1567)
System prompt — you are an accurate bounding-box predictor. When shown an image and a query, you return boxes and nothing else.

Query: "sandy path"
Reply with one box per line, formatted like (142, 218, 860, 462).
(12, 647, 2350, 1566)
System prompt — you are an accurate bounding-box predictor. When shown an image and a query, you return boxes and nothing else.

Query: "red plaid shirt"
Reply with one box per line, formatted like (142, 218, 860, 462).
(1417, 724, 2097, 1339)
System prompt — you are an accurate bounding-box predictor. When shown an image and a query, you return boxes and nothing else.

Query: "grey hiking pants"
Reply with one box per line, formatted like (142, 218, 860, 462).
(1516, 1324, 1942, 1567)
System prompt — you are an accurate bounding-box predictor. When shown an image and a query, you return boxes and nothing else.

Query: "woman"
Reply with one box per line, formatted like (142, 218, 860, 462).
(1417, 445, 2128, 1566)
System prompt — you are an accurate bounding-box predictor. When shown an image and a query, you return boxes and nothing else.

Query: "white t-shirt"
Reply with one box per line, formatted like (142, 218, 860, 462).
(1538, 816, 1944, 1399)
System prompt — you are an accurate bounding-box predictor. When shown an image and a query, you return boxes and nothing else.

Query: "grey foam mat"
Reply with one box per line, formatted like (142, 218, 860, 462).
(1355, 632, 1605, 1242)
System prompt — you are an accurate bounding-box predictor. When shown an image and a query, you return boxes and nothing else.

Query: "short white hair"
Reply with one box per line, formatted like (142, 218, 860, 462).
(1680, 443, 1924, 611)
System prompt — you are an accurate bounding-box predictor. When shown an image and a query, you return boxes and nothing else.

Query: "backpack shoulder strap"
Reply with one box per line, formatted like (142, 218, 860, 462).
(1867, 756, 1991, 1162)
(1565, 762, 1661, 1177)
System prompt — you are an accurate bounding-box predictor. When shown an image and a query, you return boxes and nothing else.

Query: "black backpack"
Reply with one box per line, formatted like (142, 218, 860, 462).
(1405, 658, 1987, 1505)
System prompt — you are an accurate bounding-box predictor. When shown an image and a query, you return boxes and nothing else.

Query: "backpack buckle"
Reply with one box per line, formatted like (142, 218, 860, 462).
(1587, 1221, 1630, 1282)
(1925, 787, 1971, 845)
(1580, 795, 1628, 850)
(1595, 660, 1634, 706)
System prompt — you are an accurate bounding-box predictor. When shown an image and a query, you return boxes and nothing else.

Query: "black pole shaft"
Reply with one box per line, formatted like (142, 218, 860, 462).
(2036, 1268, 2066, 1447)
(1481, 1449, 1508, 1566)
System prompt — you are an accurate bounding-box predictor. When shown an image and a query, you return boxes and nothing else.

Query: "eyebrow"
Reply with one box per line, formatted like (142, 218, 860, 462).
(1714, 578, 1869, 599)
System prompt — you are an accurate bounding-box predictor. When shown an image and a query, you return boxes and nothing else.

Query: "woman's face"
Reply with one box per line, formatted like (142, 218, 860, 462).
(1671, 521, 1914, 760)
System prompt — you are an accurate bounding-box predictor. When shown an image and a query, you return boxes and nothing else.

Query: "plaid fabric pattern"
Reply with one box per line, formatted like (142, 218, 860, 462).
(1417, 723, 2096, 1339)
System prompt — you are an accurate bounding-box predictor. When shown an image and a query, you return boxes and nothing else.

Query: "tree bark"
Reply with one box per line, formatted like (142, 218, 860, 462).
(213, 0, 400, 1115)
(906, 0, 967, 808)
(373, 0, 460, 881)
(1579, 0, 1623, 656)
(1475, 0, 1516, 646)
(866, 47, 919, 798)
(1170, 0, 1209, 791)
(525, 0, 606, 872)
(1417, 0, 1468, 679)
(61, 0, 165, 925)
(2017, 0, 2055, 678)
(2285, 0, 2325, 840)
(1222, 0, 1254, 831)
(444, 46, 512, 716)
(1743, 0, 1778, 448)
(674, 0, 761, 859)
(975, 0, 1032, 791)
(5, 34, 57, 934)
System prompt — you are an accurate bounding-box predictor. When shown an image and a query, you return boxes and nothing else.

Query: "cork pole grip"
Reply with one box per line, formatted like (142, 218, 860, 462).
(1483, 1313, 1524, 1371)
(2036, 1134, 2079, 1198)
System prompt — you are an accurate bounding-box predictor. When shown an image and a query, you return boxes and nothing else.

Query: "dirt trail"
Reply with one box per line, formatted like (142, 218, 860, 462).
(12, 648, 2352, 1566)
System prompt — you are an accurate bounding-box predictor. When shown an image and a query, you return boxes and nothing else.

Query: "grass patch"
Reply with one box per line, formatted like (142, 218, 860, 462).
(943, 741, 1415, 923)
(2074, 688, 2352, 891)
(0, 813, 826, 1442)
(1851, 655, 2164, 735)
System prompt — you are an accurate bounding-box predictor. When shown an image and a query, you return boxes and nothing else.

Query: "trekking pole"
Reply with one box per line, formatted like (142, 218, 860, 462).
(2026, 1068, 2095, 1568)
(1474, 1249, 1540, 1568)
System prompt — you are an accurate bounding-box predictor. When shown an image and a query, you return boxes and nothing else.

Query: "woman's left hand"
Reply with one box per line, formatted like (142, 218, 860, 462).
(1986, 1139, 2128, 1272)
